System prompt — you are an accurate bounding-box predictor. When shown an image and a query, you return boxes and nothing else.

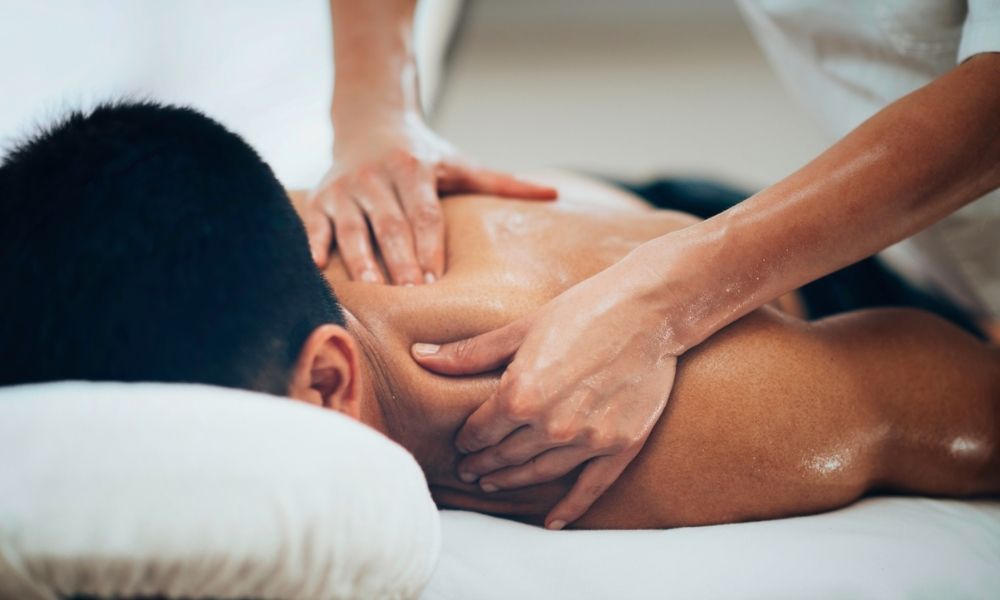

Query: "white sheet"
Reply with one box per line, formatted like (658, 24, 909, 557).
(424, 498, 1000, 599)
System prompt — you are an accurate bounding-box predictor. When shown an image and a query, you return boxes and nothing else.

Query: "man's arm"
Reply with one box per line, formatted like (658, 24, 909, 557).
(431, 307, 1000, 529)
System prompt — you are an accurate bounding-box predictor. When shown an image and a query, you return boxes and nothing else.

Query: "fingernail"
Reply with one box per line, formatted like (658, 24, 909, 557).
(404, 282, 416, 288)
(360, 270, 378, 283)
(412, 343, 440, 357)
(458, 471, 476, 483)
(480, 482, 499, 493)
(424, 271, 437, 284)
(547, 520, 566, 531)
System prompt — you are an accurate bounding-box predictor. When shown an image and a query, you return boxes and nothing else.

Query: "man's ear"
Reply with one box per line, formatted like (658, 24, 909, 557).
(287, 324, 363, 420)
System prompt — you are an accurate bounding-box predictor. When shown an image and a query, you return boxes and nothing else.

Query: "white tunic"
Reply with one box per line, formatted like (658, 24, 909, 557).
(0, 0, 457, 190)
(737, 0, 1000, 318)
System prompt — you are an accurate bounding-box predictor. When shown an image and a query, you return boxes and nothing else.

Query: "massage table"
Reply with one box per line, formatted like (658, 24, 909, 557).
(426, 501, 1000, 599)
(2, 383, 998, 599)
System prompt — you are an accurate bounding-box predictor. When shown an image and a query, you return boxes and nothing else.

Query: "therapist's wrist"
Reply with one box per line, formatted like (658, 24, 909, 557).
(621, 228, 745, 354)
(333, 73, 421, 121)
(332, 73, 423, 136)
(610, 239, 701, 355)
(330, 107, 429, 158)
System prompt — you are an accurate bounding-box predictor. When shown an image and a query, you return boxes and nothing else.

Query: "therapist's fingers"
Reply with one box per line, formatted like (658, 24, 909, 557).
(544, 451, 639, 530)
(437, 162, 559, 200)
(475, 446, 592, 492)
(411, 317, 530, 376)
(391, 157, 445, 281)
(453, 387, 524, 454)
(354, 173, 423, 286)
(454, 363, 551, 454)
(330, 190, 383, 284)
(456, 425, 564, 482)
(302, 202, 333, 267)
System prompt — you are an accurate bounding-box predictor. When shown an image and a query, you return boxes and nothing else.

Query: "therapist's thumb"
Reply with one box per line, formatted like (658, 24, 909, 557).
(411, 319, 529, 375)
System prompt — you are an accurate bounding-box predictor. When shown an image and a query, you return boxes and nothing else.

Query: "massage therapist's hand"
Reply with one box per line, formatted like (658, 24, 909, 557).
(411, 246, 680, 529)
(303, 111, 557, 283)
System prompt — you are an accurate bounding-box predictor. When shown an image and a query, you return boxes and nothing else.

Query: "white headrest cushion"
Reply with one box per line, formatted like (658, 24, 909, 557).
(0, 381, 440, 600)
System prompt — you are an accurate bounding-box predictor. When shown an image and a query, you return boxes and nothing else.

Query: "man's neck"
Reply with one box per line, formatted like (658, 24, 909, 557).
(343, 309, 444, 470)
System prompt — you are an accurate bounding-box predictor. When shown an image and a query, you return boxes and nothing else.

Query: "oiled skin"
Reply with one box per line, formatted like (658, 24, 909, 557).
(294, 173, 1000, 529)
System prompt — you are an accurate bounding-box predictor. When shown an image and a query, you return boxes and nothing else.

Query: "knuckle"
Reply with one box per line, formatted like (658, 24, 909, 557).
(580, 425, 602, 446)
(583, 481, 610, 500)
(337, 219, 368, 238)
(607, 434, 630, 453)
(504, 371, 536, 400)
(327, 178, 350, 197)
(498, 374, 545, 421)
(390, 149, 420, 172)
(587, 428, 627, 452)
(494, 445, 520, 464)
(341, 250, 371, 269)
(451, 339, 479, 364)
(412, 203, 443, 230)
(500, 395, 534, 422)
(626, 430, 646, 449)
(463, 428, 488, 449)
(374, 215, 407, 238)
(542, 419, 575, 444)
(496, 369, 516, 394)
(354, 164, 380, 184)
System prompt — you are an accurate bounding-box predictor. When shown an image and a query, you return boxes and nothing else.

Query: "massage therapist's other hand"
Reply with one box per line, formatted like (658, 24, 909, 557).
(411, 246, 680, 529)
(303, 112, 557, 284)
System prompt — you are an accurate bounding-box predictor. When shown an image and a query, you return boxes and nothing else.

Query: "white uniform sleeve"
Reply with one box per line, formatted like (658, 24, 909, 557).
(959, 0, 1000, 61)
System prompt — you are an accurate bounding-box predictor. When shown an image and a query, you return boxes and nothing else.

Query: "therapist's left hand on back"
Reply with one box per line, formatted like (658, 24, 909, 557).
(302, 114, 557, 283)
(411, 247, 680, 529)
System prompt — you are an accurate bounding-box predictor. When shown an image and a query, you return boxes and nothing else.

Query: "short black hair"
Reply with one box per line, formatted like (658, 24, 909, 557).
(0, 101, 343, 394)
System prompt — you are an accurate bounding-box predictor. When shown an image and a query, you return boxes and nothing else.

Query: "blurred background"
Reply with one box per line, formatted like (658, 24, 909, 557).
(435, 0, 829, 189)
(1, 0, 830, 191)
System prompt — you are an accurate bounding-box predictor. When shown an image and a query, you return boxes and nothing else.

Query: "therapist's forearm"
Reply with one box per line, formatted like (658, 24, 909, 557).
(645, 52, 1000, 351)
(329, 0, 421, 123)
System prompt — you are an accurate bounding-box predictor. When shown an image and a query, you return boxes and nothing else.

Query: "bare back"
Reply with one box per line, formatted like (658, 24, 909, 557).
(293, 173, 999, 529)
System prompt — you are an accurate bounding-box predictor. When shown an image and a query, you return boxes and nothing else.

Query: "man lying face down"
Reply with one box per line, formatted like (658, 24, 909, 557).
(1, 102, 997, 529)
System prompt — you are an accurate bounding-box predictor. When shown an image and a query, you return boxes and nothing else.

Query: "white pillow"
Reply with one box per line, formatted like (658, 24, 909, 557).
(0, 381, 440, 600)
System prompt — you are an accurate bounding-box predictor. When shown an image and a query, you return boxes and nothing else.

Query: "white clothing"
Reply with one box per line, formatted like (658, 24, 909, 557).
(0, 0, 456, 190)
(738, 0, 1000, 318)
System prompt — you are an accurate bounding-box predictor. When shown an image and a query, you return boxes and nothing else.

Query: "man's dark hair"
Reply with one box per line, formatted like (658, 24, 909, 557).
(0, 101, 344, 394)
